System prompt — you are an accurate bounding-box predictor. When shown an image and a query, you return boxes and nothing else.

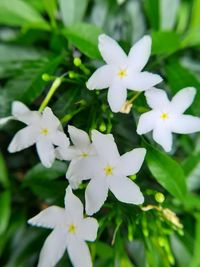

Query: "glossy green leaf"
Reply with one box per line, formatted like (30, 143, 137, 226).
(190, 215, 200, 267)
(0, 55, 64, 116)
(0, 44, 46, 63)
(24, 161, 67, 182)
(0, 191, 11, 235)
(0, 153, 9, 188)
(160, 0, 180, 30)
(151, 31, 181, 55)
(63, 23, 102, 59)
(59, 0, 88, 26)
(0, 0, 49, 29)
(164, 59, 200, 115)
(182, 152, 200, 191)
(146, 143, 187, 201)
(143, 0, 159, 30)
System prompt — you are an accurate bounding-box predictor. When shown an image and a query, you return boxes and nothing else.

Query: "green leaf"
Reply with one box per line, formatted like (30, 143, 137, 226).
(59, 0, 88, 26)
(189, 0, 200, 30)
(63, 23, 103, 59)
(190, 215, 200, 267)
(143, 0, 159, 30)
(43, 0, 57, 28)
(145, 143, 187, 201)
(0, 191, 11, 235)
(160, 0, 180, 30)
(0, 0, 49, 30)
(0, 44, 46, 63)
(164, 59, 200, 115)
(182, 28, 200, 47)
(23, 161, 67, 202)
(151, 31, 181, 55)
(0, 153, 9, 188)
(182, 152, 200, 191)
(0, 54, 64, 116)
(24, 161, 67, 182)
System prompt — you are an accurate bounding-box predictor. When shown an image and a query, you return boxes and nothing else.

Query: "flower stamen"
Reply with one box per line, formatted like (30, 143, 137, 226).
(160, 112, 169, 120)
(40, 128, 49, 135)
(68, 224, 76, 234)
(118, 69, 127, 78)
(104, 165, 114, 176)
(81, 152, 88, 158)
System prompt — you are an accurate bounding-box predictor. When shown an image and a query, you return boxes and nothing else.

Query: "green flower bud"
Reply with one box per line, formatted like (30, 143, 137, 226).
(155, 192, 165, 203)
(73, 57, 82, 67)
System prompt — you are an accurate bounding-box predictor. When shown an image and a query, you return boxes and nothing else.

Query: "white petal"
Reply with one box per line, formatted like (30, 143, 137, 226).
(38, 229, 67, 267)
(98, 34, 127, 66)
(126, 72, 163, 91)
(145, 88, 170, 109)
(108, 176, 144, 204)
(66, 163, 83, 189)
(170, 87, 196, 114)
(107, 83, 127, 113)
(36, 140, 55, 168)
(66, 157, 97, 188)
(137, 110, 157, 135)
(91, 130, 120, 165)
(12, 101, 40, 125)
(128, 35, 151, 72)
(68, 125, 90, 148)
(86, 65, 114, 90)
(85, 178, 108, 215)
(41, 107, 60, 129)
(153, 125, 173, 152)
(28, 206, 66, 229)
(67, 239, 92, 267)
(79, 217, 99, 242)
(56, 146, 78, 161)
(65, 186, 83, 219)
(8, 126, 37, 153)
(51, 131, 69, 148)
(119, 148, 146, 176)
(171, 115, 200, 134)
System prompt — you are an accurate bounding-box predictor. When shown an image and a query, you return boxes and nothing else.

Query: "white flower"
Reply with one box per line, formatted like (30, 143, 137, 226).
(28, 186, 98, 267)
(56, 125, 97, 189)
(86, 34, 163, 112)
(85, 130, 145, 215)
(137, 87, 200, 152)
(8, 101, 69, 168)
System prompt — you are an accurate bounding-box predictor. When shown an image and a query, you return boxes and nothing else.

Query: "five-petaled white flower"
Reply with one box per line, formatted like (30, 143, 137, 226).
(86, 34, 163, 113)
(56, 125, 97, 189)
(28, 186, 98, 267)
(137, 87, 200, 152)
(8, 101, 69, 168)
(85, 130, 145, 215)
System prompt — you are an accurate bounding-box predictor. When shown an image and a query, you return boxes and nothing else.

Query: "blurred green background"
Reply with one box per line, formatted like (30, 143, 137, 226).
(0, 0, 200, 266)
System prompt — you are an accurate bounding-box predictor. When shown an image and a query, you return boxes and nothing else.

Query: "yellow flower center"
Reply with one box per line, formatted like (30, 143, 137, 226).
(104, 165, 114, 176)
(68, 224, 76, 234)
(40, 128, 49, 135)
(118, 69, 127, 78)
(81, 152, 88, 158)
(160, 112, 169, 120)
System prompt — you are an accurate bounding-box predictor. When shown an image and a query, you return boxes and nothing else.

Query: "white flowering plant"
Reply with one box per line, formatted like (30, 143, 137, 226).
(0, 1, 200, 267)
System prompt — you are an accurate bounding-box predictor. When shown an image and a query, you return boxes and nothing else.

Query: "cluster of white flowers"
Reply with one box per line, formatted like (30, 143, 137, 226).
(4, 33, 200, 267)
(87, 34, 200, 152)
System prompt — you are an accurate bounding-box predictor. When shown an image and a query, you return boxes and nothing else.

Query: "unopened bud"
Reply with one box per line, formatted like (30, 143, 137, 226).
(155, 192, 165, 203)
(42, 73, 51, 81)
(73, 57, 82, 67)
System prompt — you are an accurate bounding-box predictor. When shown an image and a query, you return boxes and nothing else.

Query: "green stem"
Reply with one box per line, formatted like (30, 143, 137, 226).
(60, 106, 86, 124)
(128, 91, 142, 104)
(39, 77, 62, 112)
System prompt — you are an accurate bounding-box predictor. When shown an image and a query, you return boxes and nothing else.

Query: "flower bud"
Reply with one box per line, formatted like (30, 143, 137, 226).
(155, 192, 165, 203)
